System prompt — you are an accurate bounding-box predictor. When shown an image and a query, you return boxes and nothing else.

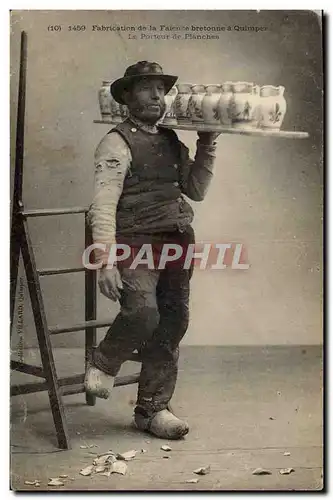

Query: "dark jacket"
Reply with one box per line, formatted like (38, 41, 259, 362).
(111, 119, 194, 237)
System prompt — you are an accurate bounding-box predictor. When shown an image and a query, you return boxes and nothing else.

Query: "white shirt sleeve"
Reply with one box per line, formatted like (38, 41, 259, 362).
(88, 131, 132, 265)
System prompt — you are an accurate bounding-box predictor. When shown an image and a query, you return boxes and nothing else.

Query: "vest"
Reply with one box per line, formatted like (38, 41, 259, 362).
(109, 119, 194, 237)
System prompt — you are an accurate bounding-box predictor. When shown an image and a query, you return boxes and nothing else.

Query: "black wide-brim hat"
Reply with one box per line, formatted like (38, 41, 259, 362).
(110, 61, 178, 105)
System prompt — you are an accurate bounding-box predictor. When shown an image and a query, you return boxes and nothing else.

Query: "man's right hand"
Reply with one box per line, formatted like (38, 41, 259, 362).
(98, 266, 123, 302)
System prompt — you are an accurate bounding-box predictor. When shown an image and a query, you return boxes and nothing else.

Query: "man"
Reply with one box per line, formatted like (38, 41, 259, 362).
(85, 61, 220, 440)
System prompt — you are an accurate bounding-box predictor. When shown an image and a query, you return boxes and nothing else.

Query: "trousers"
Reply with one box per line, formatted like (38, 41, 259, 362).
(93, 225, 195, 417)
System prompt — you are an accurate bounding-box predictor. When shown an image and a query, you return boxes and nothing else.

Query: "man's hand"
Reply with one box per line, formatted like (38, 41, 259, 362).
(98, 266, 123, 302)
(197, 132, 221, 145)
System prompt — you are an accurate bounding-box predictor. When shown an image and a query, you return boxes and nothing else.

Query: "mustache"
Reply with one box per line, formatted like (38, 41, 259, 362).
(130, 102, 166, 114)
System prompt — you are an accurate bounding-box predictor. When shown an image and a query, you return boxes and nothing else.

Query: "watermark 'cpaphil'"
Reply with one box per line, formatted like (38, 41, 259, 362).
(82, 242, 249, 271)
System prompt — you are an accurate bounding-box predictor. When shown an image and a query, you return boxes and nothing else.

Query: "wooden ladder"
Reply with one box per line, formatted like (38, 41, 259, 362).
(10, 31, 140, 450)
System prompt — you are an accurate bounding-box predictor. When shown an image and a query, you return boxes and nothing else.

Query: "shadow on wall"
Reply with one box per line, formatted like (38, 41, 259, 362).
(10, 10, 323, 347)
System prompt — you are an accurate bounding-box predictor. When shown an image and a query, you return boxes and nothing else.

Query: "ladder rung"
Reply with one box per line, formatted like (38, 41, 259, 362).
(114, 372, 140, 386)
(60, 384, 85, 396)
(11, 360, 44, 378)
(11, 380, 47, 396)
(38, 267, 86, 276)
(60, 374, 85, 387)
(11, 372, 140, 397)
(22, 207, 88, 217)
(49, 319, 114, 335)
(60, 373, 141, 396)
(57, 372, 141, 388)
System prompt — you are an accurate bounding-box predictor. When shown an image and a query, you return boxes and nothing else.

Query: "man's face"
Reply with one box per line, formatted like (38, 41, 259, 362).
(124, 77, 166, 124)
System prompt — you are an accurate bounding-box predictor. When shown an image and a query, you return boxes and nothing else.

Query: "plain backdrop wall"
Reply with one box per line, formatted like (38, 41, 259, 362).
(10, 10, 323, 348)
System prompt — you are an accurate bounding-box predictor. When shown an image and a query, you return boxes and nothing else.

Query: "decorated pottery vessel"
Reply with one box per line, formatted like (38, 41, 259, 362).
(98, 80, 112, 120)
(202, 84, 222, 125)
(174, 83, 193, 124)
(258, 85, 287, 129)
(228, 81, 256, 129)
(187, 84, 206, 123)
(162, 85, 178, 124)
(110, 95, 123, 123)
(217, 82, 233, 126)
(247, 84, 261, 128)
(120, 104, 129, 120)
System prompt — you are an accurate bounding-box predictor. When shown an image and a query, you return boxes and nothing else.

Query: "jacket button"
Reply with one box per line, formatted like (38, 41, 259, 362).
(173, 164, 178, 169)
(173, 181, 179, 187)
(131, 127, 137, 133)
(177, 197, 182, 202)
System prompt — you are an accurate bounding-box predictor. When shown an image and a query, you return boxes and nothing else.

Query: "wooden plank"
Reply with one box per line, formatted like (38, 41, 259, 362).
(49, 318, 114, 335)
(94, 120, 115, 125)
(11, 360, 44, 378)
(38, 266, 86, 276)
(84, 212, 97, 406)
(21, 217, 70, 449)
(160, 122, 309, 138)
(93, 119, 309, 139)
(22, 207, 88, 217)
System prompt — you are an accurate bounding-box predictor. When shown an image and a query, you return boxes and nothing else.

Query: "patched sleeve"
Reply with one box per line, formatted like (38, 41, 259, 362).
(88, 132, 131, 265)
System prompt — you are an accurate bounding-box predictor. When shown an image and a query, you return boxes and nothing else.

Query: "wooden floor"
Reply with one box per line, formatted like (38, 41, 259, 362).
(10, 346, 323, 491)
